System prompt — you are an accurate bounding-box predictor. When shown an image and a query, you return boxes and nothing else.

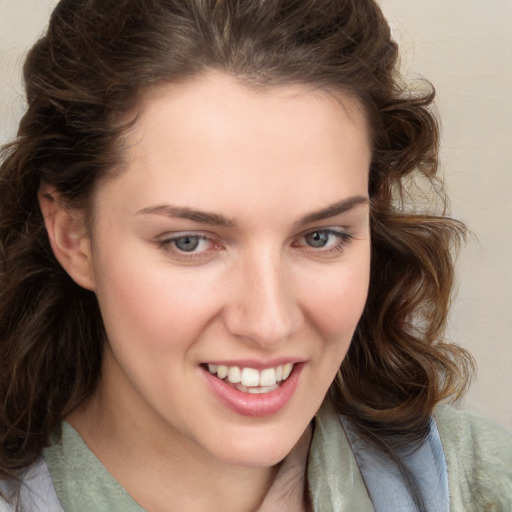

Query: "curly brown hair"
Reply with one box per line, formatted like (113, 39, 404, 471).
(1, 0, 473, 482)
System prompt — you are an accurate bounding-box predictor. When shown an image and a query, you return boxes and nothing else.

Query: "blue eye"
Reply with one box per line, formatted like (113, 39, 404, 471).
(304, 231, 331, 248)
(157, 233, 213, 257)
(173, 235, 202, 252)
(294, 228, 353, 256)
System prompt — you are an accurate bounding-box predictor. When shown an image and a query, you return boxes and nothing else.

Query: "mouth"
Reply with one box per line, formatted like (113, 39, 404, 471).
(201, 361, 303, 417)
(204, 363, 295, 394)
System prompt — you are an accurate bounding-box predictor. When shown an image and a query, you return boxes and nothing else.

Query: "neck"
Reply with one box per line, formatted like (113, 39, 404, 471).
(66, 355, 311, 512)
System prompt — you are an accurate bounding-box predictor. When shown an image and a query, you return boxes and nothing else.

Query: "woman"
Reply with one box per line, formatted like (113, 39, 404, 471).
(0, 0, 510, 510)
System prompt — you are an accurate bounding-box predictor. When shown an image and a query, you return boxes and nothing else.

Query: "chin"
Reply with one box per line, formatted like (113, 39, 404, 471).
(211, 424, 307, 468)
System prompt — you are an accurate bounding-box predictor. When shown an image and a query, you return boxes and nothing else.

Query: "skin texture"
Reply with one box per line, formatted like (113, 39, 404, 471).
(42, 72, 372, 511)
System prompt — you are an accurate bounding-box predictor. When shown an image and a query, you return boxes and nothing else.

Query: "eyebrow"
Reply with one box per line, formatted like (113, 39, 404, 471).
(136, 204, 236, 227)
(136, 195, 368, 228)
(296, 195, 368, 226)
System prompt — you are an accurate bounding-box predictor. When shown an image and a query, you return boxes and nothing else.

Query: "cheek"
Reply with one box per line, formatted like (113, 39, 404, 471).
(92, 247, 220, 354)
(298, 256, 370, 403)
(302, 257, 370, 342)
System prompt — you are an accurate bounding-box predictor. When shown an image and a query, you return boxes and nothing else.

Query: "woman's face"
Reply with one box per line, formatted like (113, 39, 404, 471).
(85, 72, 371, 467)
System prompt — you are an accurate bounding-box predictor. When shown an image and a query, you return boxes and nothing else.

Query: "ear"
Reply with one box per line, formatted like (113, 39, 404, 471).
(38, 183, 96, 291)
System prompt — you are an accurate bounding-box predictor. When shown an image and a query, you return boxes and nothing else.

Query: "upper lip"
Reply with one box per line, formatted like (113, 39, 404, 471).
(201, 358, 304, 370)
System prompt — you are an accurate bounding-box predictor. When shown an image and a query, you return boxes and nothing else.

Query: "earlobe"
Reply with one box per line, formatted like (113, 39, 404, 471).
(38, 184, 96, 291)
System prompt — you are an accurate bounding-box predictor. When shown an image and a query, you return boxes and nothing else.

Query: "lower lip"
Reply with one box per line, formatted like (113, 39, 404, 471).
(202, 364, 303, 417)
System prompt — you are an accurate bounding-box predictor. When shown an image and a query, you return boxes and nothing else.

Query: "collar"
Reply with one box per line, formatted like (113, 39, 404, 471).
(43, 403, 374, 512)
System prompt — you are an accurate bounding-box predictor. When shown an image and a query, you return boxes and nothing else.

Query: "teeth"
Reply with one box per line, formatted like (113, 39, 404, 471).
(206, 363, 295, 390)
(241, 368, 260, 387)
(235, 383, 280, 394)
(247, 384, 279, 394)
(260, 368, 277, 387)
(217, 365, 228, 379)
(282, 363, 293, 380)
(227, 366, 241, 384)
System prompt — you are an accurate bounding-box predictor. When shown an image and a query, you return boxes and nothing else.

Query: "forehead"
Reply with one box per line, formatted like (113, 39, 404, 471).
(97, 72, 371, 221)
(132, 72, 370, 151)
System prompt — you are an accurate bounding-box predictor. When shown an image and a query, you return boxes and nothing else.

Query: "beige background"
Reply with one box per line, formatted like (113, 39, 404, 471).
(1, 0, 511, 431)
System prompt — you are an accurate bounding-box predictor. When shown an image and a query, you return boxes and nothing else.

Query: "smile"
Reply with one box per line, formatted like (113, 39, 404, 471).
(202, 361, 303, 417)
(206, 363, 294, 394)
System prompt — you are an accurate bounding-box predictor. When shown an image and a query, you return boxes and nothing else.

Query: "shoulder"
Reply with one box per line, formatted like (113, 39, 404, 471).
(435, 404, 512, 467)
(434, 404, 512, 510)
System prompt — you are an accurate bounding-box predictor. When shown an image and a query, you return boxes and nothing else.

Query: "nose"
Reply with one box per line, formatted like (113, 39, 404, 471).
(222, 248, 303, 347)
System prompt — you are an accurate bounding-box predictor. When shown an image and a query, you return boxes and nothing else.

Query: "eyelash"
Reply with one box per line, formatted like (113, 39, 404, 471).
(156, 234, 214, 261)
(156, 229, 353, 261)
(292, 229, 354, 256)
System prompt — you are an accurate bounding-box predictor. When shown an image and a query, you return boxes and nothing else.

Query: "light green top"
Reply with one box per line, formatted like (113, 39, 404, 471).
(1, 403, 509, 511)
(41, 402, 376, 511)
(44, 422, 145, 512)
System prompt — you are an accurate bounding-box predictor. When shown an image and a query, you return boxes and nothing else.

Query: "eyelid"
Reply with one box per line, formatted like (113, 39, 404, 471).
(156, 230, 216, 243)
(292, 227, 354, 255)
(155, 231, 222, 261)
(295, 226, 351, 242)
(154, 226, 355, 262)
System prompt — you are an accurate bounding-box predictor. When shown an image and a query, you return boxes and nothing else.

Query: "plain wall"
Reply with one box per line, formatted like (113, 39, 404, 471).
(379, 0, 512, 432)
(1, 0, 511, 431)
